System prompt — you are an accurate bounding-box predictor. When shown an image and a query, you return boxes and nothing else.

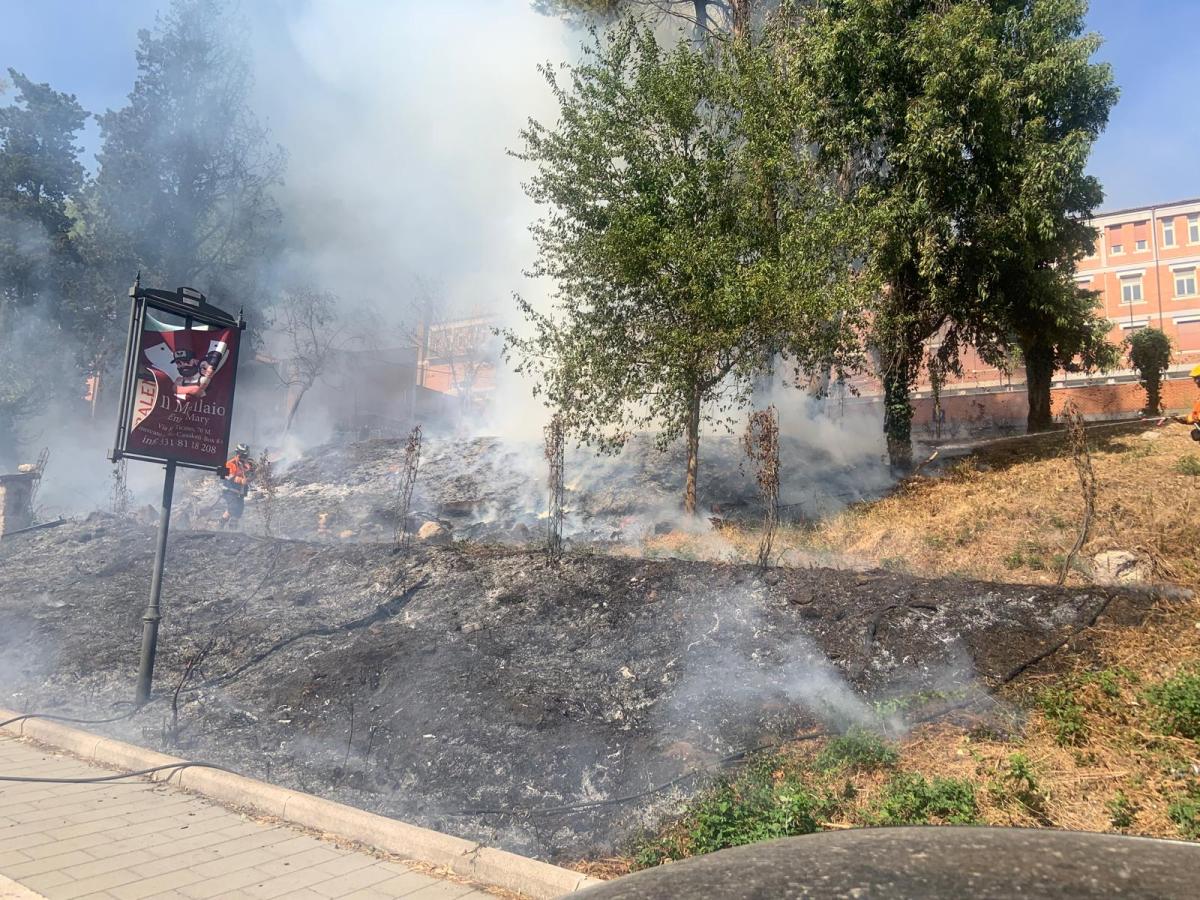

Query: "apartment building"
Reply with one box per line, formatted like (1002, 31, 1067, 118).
(1077, 197, 1200, 360)
(841, 197, 1200, 428)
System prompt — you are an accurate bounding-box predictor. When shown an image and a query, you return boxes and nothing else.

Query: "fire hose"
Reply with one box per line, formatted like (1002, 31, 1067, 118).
(0, 761, 235, 785)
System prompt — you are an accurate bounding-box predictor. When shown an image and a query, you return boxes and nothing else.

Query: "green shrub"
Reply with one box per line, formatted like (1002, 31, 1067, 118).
(1003, 550, 1024, 570)
(1144, 668, 1200, 739)
(1004, 753, 1038, 793)
(1107, 791, 1136, 830)
(1036, 687, 1089, 746)
(1081, 667, 1137, 699)
(1125, 328, 1173, 415)
(1176, 455, 1200, 478)
(634, 756, 835, 864)
(816, 729, 899, 772)
(868, 772, 978, 826)
(687, 769, 827, 855)
(1093, 670, 1122, 699)
(633, 838, 679, 869)
(1167, 783, 1200, 840)
(990, 753, 1045, 817)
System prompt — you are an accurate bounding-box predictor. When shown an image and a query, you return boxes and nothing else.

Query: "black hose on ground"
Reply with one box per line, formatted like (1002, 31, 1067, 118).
(0, 760, 236, 785)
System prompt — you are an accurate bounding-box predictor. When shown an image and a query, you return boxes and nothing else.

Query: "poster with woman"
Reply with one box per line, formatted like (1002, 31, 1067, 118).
(125, 324, 241, 467)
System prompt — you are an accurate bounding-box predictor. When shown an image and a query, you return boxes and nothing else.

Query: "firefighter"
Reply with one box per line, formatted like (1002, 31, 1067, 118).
(219, 443, 256, 527)
(1172, 365, 1200, 439)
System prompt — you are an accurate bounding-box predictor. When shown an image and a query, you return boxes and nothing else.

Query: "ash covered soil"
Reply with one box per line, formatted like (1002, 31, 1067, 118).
(170, 431, 897, 543)
(0, 516, 1162, 861)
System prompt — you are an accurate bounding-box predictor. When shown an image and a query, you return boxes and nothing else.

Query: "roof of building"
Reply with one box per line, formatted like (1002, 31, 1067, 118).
(1094, 197, 1200, 219)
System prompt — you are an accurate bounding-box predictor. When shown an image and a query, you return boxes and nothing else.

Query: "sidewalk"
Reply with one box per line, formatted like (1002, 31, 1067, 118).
(0, 735, 492, 900)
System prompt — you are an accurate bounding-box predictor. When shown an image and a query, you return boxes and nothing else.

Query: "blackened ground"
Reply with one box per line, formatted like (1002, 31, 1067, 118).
(169, 432, 897, 544)
(0, 516, 1162, 860)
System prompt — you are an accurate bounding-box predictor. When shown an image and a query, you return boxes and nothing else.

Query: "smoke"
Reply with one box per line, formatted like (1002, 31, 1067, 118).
(230, 0, 577, 450)
(658, 587, 890, 753)
(3, 0, 896, 529)
(246, 0, 570, 321)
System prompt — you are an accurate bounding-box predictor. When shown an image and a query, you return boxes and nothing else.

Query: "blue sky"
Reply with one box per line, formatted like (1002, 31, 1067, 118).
(0, 0, 1195, 214)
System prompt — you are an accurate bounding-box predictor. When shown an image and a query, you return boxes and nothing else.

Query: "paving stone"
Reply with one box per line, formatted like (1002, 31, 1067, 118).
(52, 868, 145, 899)
(354, 870, 447, 897)
(4, 849, 97, 879)
(105, 867, 208, 900)
(306, 864, 395, 897)
(404, 882, 483, 899)
(0, 737, 495, 900)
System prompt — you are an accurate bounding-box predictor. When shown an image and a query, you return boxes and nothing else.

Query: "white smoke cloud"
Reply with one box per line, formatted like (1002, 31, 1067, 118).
(247, 0, 571, 319)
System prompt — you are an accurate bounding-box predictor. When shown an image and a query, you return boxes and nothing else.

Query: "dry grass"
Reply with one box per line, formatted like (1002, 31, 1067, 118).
(808, 423, 1200, 587)
(643, 422, 1200, 587)
(602, 421, 1200, 875)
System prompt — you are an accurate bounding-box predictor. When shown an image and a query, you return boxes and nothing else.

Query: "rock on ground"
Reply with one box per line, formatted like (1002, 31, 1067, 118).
(1091, 550, 1152, 584)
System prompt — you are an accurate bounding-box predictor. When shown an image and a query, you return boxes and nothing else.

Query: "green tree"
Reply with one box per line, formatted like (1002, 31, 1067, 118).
(0, 69, 89, 463)
(534, 0, 758, 42)
(1000, 270, 1119, 432)
(87, 0, 284, 320)
(505, 20, 869, 513)
(790, 0, 1115, 466)
(981, 0, 1118, 431)
(1125, 327, 1172, 416)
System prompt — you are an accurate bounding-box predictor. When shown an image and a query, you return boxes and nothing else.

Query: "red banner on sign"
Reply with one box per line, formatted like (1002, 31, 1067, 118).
(125, 325, 240, 467)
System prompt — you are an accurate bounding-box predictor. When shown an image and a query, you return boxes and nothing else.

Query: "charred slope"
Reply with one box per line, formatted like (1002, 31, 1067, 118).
(0, 516, 1158, 860)
(172, 432, 895, 543)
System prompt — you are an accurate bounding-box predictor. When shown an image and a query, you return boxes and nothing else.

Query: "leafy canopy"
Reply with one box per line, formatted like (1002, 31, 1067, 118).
(506, 19, 870, 455)
(788, 0, 1117, 454)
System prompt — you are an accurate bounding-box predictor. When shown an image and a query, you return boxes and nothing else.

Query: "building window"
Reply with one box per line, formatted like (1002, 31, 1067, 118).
(1164, 219, 1176, 247)
(1120, 275, 1143, 303)
(1179, 319, 1200, 352)
(1190, 214, 1200, 243)
(1111, 243, 1124, 255)
(1176, 267, 1198, 298)
(1136, 239, 1148, 251)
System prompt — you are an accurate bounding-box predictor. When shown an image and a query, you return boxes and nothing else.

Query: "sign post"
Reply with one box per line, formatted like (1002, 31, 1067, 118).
(110, 276, 245, 705)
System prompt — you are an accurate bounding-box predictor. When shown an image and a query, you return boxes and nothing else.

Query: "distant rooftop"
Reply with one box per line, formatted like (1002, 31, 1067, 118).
(1093, 197, 1200, 219)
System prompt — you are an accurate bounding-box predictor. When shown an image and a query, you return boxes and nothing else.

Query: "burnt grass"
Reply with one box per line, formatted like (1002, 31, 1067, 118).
(0, 515, 1161, 861)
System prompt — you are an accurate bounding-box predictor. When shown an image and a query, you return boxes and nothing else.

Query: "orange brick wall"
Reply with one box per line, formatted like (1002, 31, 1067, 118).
(898, 378, 1200, 430)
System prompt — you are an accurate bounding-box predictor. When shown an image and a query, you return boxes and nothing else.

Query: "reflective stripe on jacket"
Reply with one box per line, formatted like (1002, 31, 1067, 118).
(226, 455, 253, 490)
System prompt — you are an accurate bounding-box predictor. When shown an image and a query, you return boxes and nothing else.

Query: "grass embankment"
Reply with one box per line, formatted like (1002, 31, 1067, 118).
(585, 422, 1200, 878)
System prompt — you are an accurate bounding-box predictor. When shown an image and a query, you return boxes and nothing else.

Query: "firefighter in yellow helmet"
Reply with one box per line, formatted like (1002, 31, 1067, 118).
(1173, 364, 1200, 436)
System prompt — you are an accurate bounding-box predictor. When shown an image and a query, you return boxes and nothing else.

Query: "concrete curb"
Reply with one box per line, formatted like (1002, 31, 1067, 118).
(0, 709, 600, 899)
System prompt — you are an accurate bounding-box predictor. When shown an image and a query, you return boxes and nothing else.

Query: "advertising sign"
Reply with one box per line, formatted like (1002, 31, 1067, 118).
(125, 322, 241, 467)
(109, 280, 246, 706)
(111, 282, 245, 473)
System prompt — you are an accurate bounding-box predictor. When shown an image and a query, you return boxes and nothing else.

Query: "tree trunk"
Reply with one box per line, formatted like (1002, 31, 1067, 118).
(284, 387, 308, 432)
(691, 0, 709, 43)
(1023, 339, 1055, 433)
(683, 385, 701, 515)
(882, 358, 913, 473)
(729, 0, 751, 41)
